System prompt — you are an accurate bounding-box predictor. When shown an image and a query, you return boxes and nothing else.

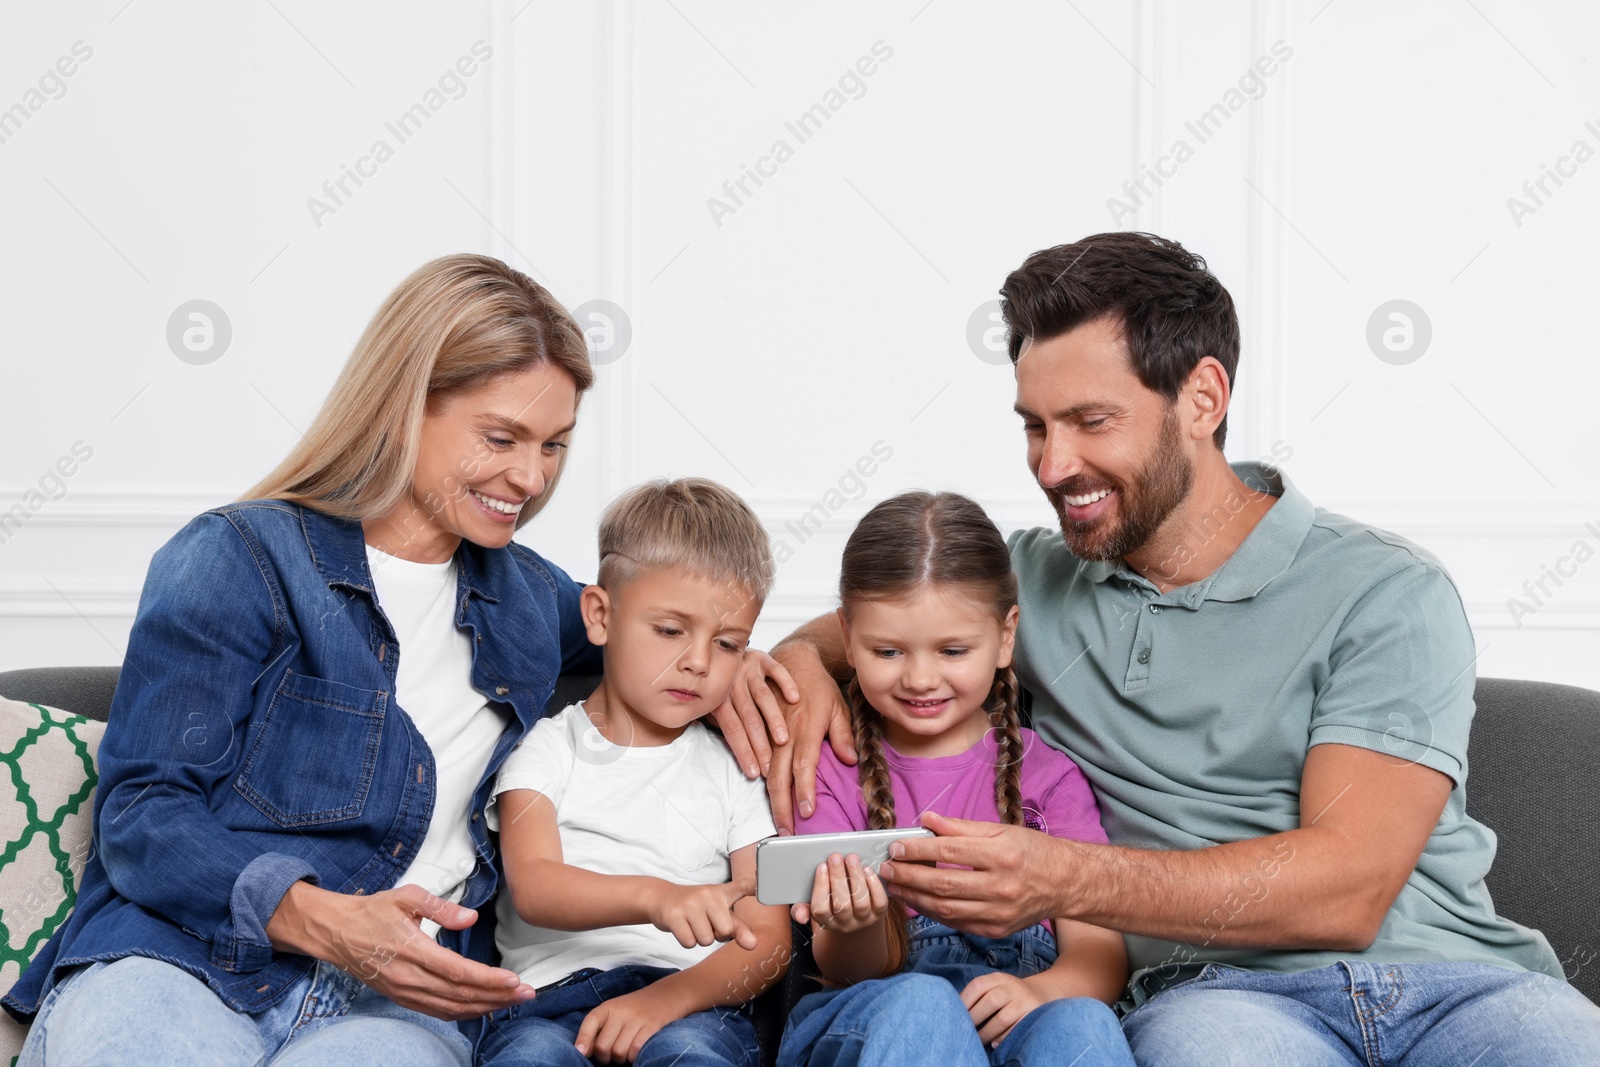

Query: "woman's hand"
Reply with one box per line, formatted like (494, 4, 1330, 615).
(795, 852, 889, 934)
(266, 881, 533, 1020)
(960, 971, 1046, 1047)
(710, 649, 800, 779)
(764, 641, 855, 832)
(644, 880, 757, 950)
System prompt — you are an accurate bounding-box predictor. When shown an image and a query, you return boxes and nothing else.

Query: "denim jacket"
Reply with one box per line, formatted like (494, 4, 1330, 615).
(3, 501, 600, 1019)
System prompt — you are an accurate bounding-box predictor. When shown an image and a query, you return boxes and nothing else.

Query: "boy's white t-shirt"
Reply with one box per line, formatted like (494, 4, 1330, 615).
(488, 702, 777, 988)
(366, 545, 510, 920)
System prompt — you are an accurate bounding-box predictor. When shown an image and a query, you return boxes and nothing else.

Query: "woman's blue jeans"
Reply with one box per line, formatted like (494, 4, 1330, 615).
(475, 964, 760, 1067)
(17, 954, 471, 1066)
(777, 917, 1134, 1067)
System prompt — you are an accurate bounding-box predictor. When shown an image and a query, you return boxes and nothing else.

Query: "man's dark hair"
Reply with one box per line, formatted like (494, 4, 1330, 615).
(1000, 231, 1240, 449)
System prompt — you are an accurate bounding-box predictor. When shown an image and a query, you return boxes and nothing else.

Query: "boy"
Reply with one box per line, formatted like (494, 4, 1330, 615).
(478, 478, 789, 1067)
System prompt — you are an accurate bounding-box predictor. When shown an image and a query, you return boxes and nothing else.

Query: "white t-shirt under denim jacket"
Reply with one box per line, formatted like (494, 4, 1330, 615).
(486, 703, 777, 989)
(366, 546, 510, 933)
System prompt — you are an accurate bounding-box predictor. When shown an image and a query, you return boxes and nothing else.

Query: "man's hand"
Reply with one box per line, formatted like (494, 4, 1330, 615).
(711, 648, 800, 779)
(884, 746, 1455, 952)
(877, 812, 1066, 938)
(575, 983, 684, 1064)
(961, 971, 1046, 1048)
(266, 881, 533, 1020)
(645, 880, 757, 950)
(765, 639, 855, 832)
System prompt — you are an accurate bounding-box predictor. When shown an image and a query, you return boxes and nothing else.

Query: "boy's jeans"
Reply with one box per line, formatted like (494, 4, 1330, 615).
(475, 964, 760, 1067)
(18, 954, 470, 1066)
(777, 916, 1134, 1067)
(1122, 959, 1600, 1066)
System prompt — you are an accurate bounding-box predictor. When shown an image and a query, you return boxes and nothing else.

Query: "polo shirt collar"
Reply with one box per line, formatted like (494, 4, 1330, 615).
(1198, 462, 1314, 603)
(1080, 461, 1313, 603)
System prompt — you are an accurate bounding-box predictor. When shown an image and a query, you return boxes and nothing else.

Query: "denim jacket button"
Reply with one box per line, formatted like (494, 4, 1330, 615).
(495, 686, 509, 695)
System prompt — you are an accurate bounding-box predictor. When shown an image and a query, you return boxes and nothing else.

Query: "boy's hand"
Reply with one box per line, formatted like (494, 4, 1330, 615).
(797, 852, 889, 933)
(960, 971, 1046, 1048)
(646, 881, 757, 950)
(575, 983, 683, 1064)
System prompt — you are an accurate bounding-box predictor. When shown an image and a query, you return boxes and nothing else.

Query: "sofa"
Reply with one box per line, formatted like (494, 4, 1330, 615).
(1, 666, 1595, 1064)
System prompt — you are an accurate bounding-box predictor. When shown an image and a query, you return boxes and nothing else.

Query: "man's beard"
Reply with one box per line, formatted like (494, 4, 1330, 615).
(1048, 406, 1194, 562)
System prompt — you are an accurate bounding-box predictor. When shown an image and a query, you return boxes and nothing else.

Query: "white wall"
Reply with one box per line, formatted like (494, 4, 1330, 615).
(2, 1, 1597, 689)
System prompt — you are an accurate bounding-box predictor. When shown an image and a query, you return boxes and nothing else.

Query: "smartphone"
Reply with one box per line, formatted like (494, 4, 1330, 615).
(755, 827, 934, 905)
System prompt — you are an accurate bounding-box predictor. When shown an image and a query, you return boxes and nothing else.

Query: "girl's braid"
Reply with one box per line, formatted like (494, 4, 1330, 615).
(848, 676, 898, 831)
(845, 675, 910, 975)
(987, 665, 1026, 827)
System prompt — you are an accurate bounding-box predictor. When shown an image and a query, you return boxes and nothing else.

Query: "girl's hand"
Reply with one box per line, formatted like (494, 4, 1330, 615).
(644, 880, 757, 950)
(575, 983, 684, 1064)
(960, 971, 1046, 1047)
(794, 852, 889, 933)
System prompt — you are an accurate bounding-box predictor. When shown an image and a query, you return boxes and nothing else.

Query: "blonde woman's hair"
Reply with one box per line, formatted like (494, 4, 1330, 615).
(243, 253, 594, 529)
(597, 478, 774, 602)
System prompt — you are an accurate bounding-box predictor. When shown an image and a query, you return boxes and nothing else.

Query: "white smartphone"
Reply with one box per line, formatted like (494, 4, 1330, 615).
(755, 827, 934, 905)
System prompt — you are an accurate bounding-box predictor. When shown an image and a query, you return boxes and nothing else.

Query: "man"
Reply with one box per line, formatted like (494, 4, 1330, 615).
(741, 232, 1600, 1064)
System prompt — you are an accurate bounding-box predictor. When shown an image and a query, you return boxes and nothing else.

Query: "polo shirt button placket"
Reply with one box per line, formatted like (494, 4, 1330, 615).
(1126, 602, 1158, 690)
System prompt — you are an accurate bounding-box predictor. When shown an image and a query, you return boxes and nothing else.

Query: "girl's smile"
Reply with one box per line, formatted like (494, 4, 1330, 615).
(896, 696, 954, 718)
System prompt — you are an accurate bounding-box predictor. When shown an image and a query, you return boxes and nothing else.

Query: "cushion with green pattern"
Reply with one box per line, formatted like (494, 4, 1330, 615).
(0, 698, 104, 1063)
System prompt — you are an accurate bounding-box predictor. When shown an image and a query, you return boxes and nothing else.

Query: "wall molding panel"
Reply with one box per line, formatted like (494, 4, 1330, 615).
(5, 3, 1595, 690)
(0, 490, 232, 529)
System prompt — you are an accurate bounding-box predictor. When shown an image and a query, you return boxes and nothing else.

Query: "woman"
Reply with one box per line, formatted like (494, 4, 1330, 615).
(7, 255, 604, 1066)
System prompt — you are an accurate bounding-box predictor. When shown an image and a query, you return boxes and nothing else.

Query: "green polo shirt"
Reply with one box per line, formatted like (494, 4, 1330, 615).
(1008, 462, 1562, 996)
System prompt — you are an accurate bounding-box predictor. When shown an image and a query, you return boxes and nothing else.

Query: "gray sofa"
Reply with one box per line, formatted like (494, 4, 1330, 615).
(1, 665, 1595, 1034)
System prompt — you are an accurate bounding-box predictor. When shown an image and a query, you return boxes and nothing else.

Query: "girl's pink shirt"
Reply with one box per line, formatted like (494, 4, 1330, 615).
(797, 726, 1109, 846)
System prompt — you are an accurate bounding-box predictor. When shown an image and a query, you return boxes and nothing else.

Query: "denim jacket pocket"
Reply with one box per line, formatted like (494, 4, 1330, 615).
(233, 670, 387, 827)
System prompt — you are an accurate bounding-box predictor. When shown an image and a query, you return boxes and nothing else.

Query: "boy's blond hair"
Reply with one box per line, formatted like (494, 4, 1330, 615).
(597, 478, 774, 601)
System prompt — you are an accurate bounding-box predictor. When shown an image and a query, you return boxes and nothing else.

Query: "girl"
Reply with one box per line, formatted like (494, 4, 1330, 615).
(778, 492, 1134, 1067)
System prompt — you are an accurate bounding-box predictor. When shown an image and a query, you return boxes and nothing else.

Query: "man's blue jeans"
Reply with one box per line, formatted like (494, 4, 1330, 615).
(777, 917, 1135, 1067)
(474, 964, 760, 1067)
(1122, 960, 1600, 1066)
(18, 955, 471, 1066)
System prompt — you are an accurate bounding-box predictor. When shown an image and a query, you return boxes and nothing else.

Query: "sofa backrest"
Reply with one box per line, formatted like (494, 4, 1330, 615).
(0, 667, 119, 723)
(1464, 677, 1598, 1001)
